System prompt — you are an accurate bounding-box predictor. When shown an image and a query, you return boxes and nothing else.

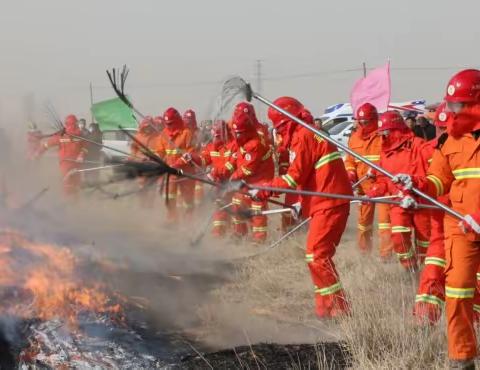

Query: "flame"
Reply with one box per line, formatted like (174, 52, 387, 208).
(0, 229, 124, 327)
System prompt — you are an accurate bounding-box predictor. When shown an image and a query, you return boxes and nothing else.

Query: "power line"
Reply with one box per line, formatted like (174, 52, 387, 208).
(79, 65, 479, 90)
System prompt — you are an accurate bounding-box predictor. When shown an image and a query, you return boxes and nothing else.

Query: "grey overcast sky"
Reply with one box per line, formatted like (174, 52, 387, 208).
(0, 0, 479, 125)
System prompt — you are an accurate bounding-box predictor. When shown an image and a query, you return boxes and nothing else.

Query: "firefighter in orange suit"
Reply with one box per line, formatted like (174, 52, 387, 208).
(413, 102, 452, 324)
(400, 69, 480, 367)
(219, 102, 274, 243)
(153, 107, 195, 222)
(366, 111, 431, 270)
(38, 115, 87, 196)
(252, 97, 352, 318)
(130, 116, 160, 208)
(344, 103, 392, 258)
(189, 119, 232, 237)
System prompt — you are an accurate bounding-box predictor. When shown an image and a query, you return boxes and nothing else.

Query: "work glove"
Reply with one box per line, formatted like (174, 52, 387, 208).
(459, 212, 480, 234)
(181, 152, 192, 164)
(399, 195, 417, 209)
(391, 174, 413, 191)
(248, 188, 271, 201)
(291, 202, 302, 220)
(366, 168, 376, 180)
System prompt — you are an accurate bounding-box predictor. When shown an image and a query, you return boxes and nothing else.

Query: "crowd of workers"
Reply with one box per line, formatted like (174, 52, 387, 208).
(27, 68, 480, 369)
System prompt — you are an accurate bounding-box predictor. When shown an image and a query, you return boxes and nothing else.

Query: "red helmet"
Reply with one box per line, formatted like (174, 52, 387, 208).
(183, 109, 197, 130)
(233, 102, 259, 126)
(64, 114, 78, 133)
(163, 107, 183, 127)
(434, 102, 453, 128)
(299, 108, 314, 125)
(378, 111, 407, 131)
(445, 69, 480, 104)
(267, 97, 303, 129)
(355, 103, 378, 122)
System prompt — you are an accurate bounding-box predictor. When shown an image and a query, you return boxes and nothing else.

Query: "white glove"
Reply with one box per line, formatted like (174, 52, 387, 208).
(291, 202, 302, 220)
(391, 174, 413, 190)
(181, 153, 192, 163)
(248, 189, 259, 198)
(399, 195, 417, 209)
(206, 173, 215, 182)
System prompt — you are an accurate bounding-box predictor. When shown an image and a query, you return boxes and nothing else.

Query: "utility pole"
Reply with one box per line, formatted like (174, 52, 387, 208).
(362, 62, 367, 78)
(255, 59, 264, 121)
(89, 82, 94, 123)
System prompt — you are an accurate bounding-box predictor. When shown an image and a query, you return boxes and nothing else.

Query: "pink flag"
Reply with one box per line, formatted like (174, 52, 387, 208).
(350, 62, 391, 116)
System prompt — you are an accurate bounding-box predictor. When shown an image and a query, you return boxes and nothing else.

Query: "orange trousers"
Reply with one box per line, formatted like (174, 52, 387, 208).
(165, 176, 195, 222)
(212, 208, 229, 237)
(414, 209, 445, 323)
(390, 206, 431, 270)
(231, 193, 268, 243)
(60, 162, 81, 197)
(444, 233, 480, 361)
(356, 202, 392, 258)
(306, 203, 350, 318)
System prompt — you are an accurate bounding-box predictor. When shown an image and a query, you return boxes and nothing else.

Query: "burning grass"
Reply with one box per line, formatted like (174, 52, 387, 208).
(194, 223, 456, 369)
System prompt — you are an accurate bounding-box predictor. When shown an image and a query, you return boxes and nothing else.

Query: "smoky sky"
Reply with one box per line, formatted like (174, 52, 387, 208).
(0, 0, 478, 125)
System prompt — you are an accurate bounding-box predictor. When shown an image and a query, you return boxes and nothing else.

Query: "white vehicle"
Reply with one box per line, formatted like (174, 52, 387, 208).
(320, 100, 426, 132)
(101, 128, 137, 161)
(327, 118, 355, 148)
(321, 100, 426, 152)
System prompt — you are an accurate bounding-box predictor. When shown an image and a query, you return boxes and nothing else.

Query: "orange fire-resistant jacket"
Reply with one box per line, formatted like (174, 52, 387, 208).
(370, 136, 430, 198)
(153, 128, 194, 167)
(193, 142, 231, 170)
(344, 130, 382, 193)
(419, 133, 480, 240)
(271, 126, 352, 216)
(225, 136, 274, 185)
(43, 133, 87, 162)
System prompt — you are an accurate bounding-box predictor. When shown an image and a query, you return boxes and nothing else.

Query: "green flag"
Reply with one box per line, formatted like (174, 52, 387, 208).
(91, 97, 138, 131)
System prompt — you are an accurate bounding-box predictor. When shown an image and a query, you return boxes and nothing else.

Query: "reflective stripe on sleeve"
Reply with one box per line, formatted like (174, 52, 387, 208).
(424, 257, 446, 268)
(315, 151, 342, 169)
(281, 174, 297, 188)
(225, 162, 234, 172)
(445, 286, 475, 299)
(426, 175, 444, 196)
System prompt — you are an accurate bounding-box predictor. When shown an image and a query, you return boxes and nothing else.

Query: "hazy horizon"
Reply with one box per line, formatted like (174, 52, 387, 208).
(1, 0, 479, 129)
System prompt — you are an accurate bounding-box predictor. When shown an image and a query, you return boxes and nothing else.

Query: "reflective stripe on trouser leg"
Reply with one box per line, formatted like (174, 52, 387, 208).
(444, 235, 480, 361)
(390, 206, 417, 269)
(357, 202, 374, 252)
(307, 204, 350, 318)
(413, 209, 431, 264)
(251, 200, 267, 243)
(377, 203, 392, 259)
(212, 209, 229, 237)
